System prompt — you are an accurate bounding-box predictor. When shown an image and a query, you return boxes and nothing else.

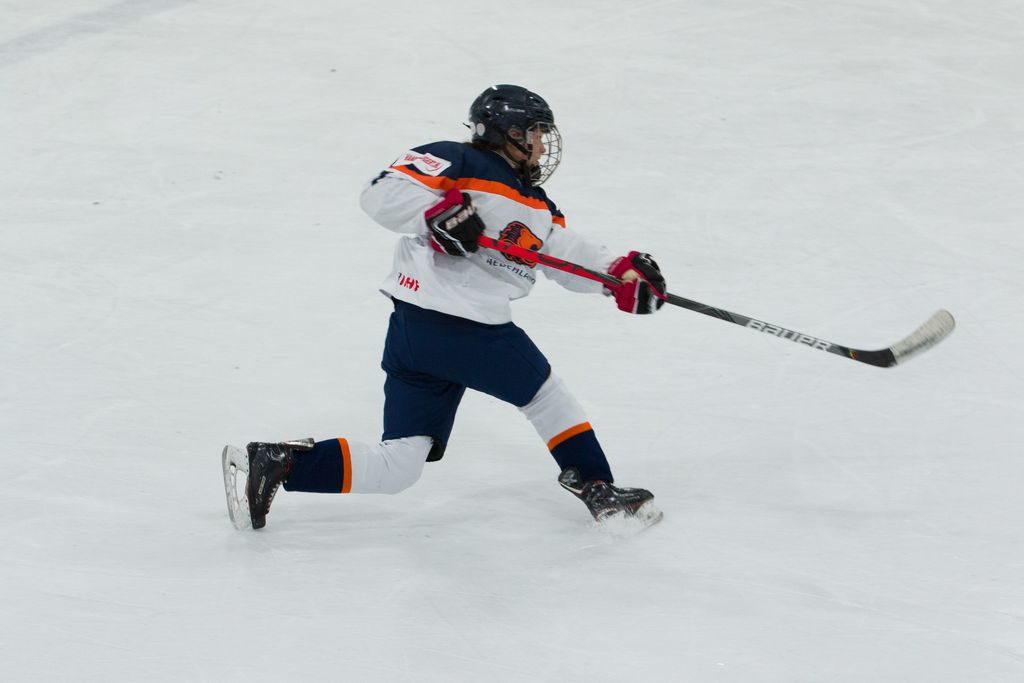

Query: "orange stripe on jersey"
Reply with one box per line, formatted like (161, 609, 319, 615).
(458, 177, 552, 212)
(338, 438, 352, 493)
(390, 165, 457, 191)
(552, 215, 566, 228)
(390, 165, 562, 217)
(547, 422, 593, 451)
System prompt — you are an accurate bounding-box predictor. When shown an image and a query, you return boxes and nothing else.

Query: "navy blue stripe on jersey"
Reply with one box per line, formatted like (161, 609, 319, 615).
(393, 141, 564, 220)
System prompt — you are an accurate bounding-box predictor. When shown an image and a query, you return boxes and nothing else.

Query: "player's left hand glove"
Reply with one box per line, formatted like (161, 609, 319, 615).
(424, 189, 486, 256)
(607, 251, 666, 314)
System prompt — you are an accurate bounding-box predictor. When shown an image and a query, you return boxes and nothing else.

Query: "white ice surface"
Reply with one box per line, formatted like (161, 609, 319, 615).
(3, 1, 1024, 681)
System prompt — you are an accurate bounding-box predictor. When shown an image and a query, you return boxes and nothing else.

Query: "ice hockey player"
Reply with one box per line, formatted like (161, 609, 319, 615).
(226, 84, 668, 531)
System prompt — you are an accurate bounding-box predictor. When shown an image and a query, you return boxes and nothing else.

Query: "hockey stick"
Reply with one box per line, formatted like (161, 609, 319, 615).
(477, 235, 955, 368)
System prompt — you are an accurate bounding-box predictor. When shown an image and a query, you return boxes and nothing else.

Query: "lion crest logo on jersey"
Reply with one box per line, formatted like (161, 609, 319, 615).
(498, 222, 543, 268)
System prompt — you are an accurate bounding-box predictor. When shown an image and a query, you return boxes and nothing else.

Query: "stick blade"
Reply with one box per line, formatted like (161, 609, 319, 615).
(889, 309, 956, 366)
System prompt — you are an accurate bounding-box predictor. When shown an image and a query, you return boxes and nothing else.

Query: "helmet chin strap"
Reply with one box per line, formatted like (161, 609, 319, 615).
(499, 137, 539, 186)
(506, 134, 531, 158)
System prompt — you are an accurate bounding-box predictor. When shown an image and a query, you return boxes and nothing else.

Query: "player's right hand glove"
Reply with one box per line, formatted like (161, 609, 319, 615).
(607, 251, 667, 314)
(425, 189, 486, 256)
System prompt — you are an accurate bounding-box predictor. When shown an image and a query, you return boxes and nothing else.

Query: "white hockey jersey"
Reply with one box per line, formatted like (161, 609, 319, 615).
(359, 141, 615, 325)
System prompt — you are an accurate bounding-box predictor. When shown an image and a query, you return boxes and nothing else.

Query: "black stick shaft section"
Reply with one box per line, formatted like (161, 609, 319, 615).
(476, 236, 955, 368)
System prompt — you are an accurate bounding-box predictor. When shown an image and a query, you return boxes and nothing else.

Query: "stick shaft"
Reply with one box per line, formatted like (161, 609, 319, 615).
(476, 235, 952, 368)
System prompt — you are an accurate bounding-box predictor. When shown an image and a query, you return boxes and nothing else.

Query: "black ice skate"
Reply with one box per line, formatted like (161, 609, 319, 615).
(221, 438, 313, 530)
(558, 467, 663, 527)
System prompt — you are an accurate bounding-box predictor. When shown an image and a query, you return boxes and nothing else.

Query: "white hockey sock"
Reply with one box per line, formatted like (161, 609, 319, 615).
(347, 435, 433, 494)
(518, 373, 591, 449)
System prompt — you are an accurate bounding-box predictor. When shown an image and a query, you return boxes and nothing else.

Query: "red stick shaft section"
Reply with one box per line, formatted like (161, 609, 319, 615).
(477, 235, 621, 288)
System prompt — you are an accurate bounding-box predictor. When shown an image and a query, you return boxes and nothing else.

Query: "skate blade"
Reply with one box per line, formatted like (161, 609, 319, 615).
(595, 501, 664, 536)
(222, 445, 252, 531)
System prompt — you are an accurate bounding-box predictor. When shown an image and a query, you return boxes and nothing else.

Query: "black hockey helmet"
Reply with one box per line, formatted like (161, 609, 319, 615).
(468, 84, 562, 186)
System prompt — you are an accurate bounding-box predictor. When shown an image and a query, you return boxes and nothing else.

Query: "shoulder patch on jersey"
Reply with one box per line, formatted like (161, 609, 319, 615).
(392, 151, 452, 177)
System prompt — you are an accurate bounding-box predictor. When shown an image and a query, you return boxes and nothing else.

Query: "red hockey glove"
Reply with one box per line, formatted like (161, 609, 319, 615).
(424, 189, 486, 256)
(607, 251, 667, 314)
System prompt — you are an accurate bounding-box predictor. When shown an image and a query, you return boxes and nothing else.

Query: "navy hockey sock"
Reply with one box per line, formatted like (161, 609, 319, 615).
(549, 428, 613, 483)
(282, 438, 351, 493)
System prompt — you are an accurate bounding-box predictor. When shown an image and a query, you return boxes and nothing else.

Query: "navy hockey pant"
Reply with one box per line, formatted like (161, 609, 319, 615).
(285, 299, 613, 493)
(381, 298, 612, 480)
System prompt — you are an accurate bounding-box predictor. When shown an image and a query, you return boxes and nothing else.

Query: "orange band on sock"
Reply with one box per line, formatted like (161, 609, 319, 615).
(547, 422, 592, 451)
(338, 438, 352, 493)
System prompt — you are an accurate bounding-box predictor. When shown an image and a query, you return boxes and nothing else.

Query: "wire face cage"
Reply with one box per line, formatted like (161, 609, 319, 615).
(530, 123, 562, 186)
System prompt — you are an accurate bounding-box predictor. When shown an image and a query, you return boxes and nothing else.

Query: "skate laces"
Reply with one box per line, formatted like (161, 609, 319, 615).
(265, 480, 281, 510)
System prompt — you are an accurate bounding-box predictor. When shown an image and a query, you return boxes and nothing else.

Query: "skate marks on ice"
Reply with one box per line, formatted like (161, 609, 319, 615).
(221, 445, 251, 531)
(0, 0, 193, 69)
